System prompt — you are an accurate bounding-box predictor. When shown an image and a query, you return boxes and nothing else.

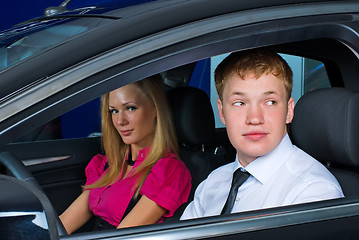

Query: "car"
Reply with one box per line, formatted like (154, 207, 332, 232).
(1, 0, 359, 239)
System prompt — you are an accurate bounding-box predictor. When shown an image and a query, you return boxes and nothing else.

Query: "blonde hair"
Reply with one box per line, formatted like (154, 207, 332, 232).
(85, 75, 179, 197)
(215, 49, 293, 101)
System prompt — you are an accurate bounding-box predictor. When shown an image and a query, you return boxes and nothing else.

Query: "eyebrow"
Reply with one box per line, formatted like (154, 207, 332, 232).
(109, 101, 137, 108)
(263, 91, 278, 96)
(230, 91, 245, 96)
(230, 90, 279, 96)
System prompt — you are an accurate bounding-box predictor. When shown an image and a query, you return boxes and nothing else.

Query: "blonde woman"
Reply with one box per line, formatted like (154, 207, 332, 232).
(60, 76, 191, 234)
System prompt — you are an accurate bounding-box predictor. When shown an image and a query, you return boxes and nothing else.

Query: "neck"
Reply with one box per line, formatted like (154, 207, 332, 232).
(130, 145, 140, 160)
(127, 148, 136, 167)
(237, 156, 256, 167)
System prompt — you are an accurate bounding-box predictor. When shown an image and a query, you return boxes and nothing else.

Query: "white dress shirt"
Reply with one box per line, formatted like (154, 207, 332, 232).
(181, 134, 344, 220)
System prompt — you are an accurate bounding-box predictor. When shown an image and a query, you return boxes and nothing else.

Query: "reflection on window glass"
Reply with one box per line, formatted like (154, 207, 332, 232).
(303, 58, 331, 93)
(0, 16, 114, 71)
(0, 20, 88, 71)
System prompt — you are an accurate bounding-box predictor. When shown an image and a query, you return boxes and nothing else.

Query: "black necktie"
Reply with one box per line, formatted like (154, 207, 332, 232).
(221, 168, 251, 215)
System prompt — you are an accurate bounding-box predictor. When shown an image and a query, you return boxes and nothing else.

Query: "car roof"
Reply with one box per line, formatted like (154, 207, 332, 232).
(0, 0, 351, 82)
(1, 0, 357, 84)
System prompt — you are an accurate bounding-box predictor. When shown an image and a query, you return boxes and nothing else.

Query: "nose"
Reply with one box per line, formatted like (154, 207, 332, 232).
(113, 111, 128, 126)
(246, 104, 264, 125)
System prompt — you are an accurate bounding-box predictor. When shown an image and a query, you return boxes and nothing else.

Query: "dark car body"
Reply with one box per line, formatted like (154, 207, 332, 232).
(1, 0, 359, 239)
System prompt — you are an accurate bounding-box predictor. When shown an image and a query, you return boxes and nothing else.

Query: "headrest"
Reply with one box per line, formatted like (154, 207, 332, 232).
(167, 87, 215, 146)
(290, 88, 359, 167)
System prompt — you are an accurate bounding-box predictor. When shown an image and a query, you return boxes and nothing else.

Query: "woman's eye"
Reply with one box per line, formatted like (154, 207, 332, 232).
(127, 106, 137, 111)
(110, 109, 119, 114)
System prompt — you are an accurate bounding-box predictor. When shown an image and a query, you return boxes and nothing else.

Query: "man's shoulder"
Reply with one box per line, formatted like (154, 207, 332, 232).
(286, 145, 337, 182)
(288, 145, 322, 167)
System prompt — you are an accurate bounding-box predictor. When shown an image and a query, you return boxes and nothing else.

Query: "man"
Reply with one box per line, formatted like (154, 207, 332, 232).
(181, 49, 343, 219)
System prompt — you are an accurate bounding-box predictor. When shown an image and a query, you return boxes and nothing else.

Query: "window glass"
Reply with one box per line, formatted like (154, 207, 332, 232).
(14, 98, 101, 143)
(303, 58, 331, 93)
(0, 17, 114, 72)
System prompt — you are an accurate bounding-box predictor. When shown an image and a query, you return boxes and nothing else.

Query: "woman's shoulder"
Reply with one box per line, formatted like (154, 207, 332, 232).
(85, 154, 108, 176)
(155, 152, 188, 171)
(142, 151, 191, 192)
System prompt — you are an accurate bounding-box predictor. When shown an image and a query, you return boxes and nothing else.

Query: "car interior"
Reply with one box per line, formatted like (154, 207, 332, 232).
(1, 38, 359, 235)
(290, 87, 359, 197)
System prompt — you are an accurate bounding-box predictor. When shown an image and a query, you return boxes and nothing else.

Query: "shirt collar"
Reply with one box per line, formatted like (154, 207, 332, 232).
(131, 146, 151, 166)
(234, 134, 294, 184)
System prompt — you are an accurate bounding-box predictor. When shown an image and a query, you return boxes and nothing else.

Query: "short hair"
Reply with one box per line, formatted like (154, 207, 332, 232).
(214, 49, 293, 101)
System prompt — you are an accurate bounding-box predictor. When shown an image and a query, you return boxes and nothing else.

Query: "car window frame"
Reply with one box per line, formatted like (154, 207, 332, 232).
(1, 3, 359, 239)
(63, 197, 359, 239)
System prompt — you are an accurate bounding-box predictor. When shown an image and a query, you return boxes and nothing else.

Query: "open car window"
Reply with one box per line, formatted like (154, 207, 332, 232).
(2, 1, 359, 238)
(13, 53, 332, 143)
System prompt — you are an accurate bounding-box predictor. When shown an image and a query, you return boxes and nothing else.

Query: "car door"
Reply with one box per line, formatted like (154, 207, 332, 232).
(2, 1, 359, 239)
(0, 137, 102, 214)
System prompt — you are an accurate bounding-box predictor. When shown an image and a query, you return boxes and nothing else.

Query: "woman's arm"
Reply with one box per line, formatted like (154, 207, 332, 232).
(117, 195, 166, 229)
(59, 190, 93, 234)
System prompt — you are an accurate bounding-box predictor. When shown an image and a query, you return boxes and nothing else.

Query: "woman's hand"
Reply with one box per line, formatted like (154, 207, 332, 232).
(118, 195, 166, 229)
(59, 190, 93, 234)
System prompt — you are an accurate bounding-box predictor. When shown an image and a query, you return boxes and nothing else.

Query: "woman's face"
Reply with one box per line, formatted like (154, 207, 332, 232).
(109, 84, 157, 152)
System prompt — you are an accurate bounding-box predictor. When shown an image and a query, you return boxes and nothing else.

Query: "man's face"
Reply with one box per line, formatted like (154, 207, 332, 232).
(217, 72, 294, 167)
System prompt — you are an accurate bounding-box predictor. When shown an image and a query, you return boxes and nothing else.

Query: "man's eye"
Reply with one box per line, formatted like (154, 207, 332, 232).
(233, 101, 245, 106)
(266, 100, 277, 106)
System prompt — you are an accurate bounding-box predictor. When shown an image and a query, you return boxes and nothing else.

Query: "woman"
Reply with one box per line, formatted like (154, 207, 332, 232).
(59, 76, 191, 234)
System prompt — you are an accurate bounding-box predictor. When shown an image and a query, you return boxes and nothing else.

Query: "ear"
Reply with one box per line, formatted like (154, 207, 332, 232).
(286, 97, 294, 124)
(217, 99, 226, 125)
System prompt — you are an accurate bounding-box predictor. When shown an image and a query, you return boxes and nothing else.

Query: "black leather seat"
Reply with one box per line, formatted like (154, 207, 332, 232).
(166, 87, 234, 218)
(168, 87, 231, 191)
(290, 87, 359, 197)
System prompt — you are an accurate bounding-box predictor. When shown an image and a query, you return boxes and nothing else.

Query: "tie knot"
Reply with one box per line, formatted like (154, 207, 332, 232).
(232, 168, 251, 188)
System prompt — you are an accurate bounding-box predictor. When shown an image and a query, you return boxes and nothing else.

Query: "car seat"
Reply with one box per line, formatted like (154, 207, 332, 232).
(290, 87, 359, 197)
(166, 86, 233, 220)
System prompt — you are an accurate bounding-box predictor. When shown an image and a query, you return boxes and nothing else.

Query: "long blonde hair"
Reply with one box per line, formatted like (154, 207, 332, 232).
(85, 75, 179, 197)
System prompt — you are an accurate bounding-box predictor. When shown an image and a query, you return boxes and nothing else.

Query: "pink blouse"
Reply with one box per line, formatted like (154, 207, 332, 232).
(85, 147, 191, 227)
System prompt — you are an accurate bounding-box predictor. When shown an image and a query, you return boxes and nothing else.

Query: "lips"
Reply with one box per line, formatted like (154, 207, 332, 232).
(120, 129, 133, 136)
(243, 131, 268, 141)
